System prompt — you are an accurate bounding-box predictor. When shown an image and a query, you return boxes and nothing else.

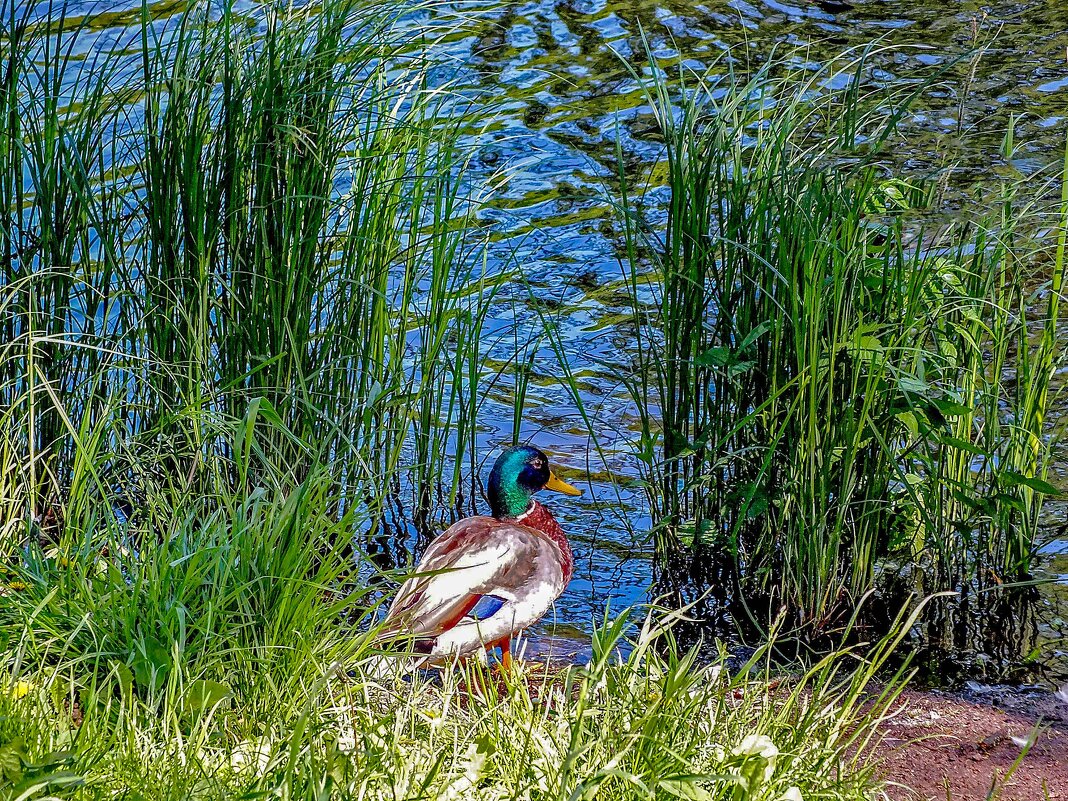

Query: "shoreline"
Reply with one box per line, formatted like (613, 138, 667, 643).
(873, 685, 1068, 800)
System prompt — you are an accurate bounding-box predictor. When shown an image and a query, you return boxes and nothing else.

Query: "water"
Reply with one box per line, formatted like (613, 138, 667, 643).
(450, 0, 1068, 665)
(27, 0, 1068, 672)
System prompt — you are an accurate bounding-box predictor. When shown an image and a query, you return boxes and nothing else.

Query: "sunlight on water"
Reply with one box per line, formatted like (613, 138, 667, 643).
(28, 0, 1068, 658)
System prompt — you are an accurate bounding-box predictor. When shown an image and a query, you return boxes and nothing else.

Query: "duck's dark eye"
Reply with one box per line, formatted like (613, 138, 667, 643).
(517, 464, 542, 489)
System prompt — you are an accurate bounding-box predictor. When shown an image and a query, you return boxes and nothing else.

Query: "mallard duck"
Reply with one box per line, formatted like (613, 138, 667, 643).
(375, 445, 582, 669)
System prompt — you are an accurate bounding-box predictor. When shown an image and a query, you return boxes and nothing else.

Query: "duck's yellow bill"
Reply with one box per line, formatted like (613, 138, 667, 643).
(546, 471, 582, 496)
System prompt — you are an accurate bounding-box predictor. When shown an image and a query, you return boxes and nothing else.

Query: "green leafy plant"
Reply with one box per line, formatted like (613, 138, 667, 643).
(612, 47, 1066, 666)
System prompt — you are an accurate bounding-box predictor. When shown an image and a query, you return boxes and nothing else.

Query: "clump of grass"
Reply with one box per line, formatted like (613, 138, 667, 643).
(0, 587, 909, 800)
(614, 48, 1066, 665)
(0, 403, 909, 800)
(1, 413, 370, 712)
(0, 0, 499, 538)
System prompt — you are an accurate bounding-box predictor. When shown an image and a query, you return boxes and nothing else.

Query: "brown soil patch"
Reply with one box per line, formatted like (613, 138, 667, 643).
(873, 687, 1068, 800)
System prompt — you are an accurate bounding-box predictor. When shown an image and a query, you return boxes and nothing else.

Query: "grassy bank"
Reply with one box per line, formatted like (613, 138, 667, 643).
(0, 426, 909, 799)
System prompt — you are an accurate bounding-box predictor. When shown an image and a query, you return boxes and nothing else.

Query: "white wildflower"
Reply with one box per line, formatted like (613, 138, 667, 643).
(781, 787, 804, 801)
(731, 733, 779, 785)
(335, 722, 357, 752)
(439, 743, 487, 800)
(230, 738, 273, 774)
(733, 733, 780, 760)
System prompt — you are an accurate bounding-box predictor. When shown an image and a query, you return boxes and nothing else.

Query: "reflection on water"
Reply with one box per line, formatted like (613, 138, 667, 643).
(456, 0, 1068, 665)
(34, 0, 1068, 672)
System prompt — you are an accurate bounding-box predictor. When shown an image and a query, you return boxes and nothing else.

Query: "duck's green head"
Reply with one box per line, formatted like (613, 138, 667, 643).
(488, 445, 582, 519)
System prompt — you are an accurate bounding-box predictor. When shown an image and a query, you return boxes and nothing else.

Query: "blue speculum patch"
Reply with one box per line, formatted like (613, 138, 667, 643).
(467, 595, 506, 621)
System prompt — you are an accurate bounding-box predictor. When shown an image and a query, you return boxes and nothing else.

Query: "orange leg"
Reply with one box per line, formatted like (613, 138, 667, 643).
(486, 636, 512, 671)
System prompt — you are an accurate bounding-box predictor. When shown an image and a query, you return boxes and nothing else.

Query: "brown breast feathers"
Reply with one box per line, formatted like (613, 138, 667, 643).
(519, 501, 573, 580)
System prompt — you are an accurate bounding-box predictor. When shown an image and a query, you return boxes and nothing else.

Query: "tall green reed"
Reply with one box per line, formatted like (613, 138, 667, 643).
(0, 0, 501, 537)
(0, 0, 136, 497)
(615, 50, 1065, 662)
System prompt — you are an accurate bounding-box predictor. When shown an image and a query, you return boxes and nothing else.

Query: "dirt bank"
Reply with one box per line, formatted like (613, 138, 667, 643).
(874, 685, 1068, 800)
